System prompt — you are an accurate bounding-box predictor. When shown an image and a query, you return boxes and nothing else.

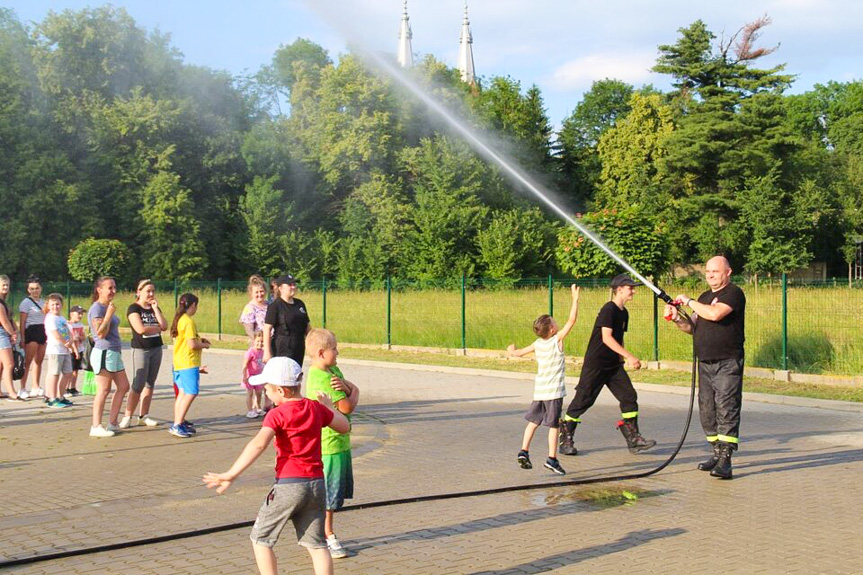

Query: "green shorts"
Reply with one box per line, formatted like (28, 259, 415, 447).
(322, 451, 353, 511)
(91, 348, 125, 373)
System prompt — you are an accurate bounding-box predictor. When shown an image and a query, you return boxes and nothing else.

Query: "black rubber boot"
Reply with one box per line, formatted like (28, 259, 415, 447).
(559, 420, 578, 456)
(698, 442, 721, 471)
(616, 416, 657, 454)
(710, 442, 733, 479)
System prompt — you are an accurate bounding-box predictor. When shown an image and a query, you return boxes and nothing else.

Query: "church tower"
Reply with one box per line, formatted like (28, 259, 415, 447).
(397, 0, 413, 68)
(457, 2, 476, 85)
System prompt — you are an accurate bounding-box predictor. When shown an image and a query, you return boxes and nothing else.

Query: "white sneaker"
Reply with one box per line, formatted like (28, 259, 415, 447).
(256, 409, 266, 417)
(106, 423, 121, 432)
(17, 389, 29, 400)
(246, 410, 258, 419)
(90, 425, 115, 438)
(32, 388, 45, 398)
(119, 416, 132, 429)
(140, 415, 159, 427)
(326, 534, 349, 559)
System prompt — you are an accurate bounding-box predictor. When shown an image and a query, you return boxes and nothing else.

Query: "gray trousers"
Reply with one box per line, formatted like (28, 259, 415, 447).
(697, 357, 743, 447)
(131, 347, 163, 393)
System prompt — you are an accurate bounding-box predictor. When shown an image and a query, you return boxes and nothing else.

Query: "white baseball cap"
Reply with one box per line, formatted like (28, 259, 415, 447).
(249, 357, 303, 387)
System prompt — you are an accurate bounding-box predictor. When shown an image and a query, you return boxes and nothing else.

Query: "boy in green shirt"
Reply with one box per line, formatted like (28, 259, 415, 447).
(304, 328, 359, 559)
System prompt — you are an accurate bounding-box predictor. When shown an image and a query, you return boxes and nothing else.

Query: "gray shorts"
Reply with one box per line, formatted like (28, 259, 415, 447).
(249, 479, 327, 549)
(524, 398, 563, 428)
(131, 347, 163, 393)
(46, 354, 73, 375)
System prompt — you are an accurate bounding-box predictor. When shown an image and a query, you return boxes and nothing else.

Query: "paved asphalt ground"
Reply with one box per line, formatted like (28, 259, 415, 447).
(1, 349, 861, 574)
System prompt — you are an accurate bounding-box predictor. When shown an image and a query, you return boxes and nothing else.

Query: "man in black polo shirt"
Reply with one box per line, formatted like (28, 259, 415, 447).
(666, 255, 745, 479)
(262, 274, 311, 367)
(559, 274, 656, 456)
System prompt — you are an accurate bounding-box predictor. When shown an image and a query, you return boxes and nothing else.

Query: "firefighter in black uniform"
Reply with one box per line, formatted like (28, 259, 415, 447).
(665, 255, 746, 479)
(559, 274, 656, 456)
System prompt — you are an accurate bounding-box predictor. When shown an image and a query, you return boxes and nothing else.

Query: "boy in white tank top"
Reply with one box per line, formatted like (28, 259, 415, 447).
(507, 285, 580, 475)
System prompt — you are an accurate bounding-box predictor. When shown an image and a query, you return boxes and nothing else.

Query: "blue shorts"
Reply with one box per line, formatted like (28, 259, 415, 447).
(322, 451, 353, 511)
(173, 367, 200, 395)
(0, 330, 11, 350)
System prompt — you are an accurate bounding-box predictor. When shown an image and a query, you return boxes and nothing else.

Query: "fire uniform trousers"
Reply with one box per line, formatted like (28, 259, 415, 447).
(565, 362, 638, 421)
(697, 357, 743, 448)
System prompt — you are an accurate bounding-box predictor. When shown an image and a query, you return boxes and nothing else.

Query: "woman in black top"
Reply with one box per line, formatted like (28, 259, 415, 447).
(262, 274, 311, 366)
(120, 279, 167, 428)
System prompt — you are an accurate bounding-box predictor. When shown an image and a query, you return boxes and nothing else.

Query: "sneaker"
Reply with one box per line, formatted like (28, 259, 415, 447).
(90, 425, 115, 438)
(544, 457, 566, 476)
(106, 423, 121, 433)
(59, 397, 73, 406)
(47, 399, 64, 409)
(169, 424, 192, 438)
(119, 415, 133, 429)
(140, 415, 159, 427)
(182, 420, 197, 434)
(246, 410, 258, 419)
(517, 450, 532, 469)
(32, 388, 45, 398)
(67, 388, 80, 396)
(17, 389, 29, 400)
(326, 534, 349, 559)
(256, 409, 266, 417)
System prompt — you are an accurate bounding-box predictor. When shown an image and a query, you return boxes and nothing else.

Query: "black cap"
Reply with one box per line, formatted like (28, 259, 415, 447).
(274, 274, 298, 286)
(70, 305, 85, 313)
(610, 274, 641, 288)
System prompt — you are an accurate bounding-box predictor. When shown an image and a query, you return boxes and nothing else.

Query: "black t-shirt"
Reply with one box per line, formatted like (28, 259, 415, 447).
(264, 297, 310, 365)
(693, 283, 746, 361)
(127, 303, 164, 349)
(582, 301, 628, 369)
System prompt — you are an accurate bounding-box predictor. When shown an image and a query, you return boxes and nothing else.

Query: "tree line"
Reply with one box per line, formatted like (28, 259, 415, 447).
(1, 8, 860, 285)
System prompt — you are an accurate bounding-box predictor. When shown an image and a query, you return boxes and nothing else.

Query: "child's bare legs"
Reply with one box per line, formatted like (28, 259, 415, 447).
(253, 388, 263, 411)
(521, 421, 539, 452)
(109, 372, 130, 426)
(548, 426, 560, 458)
(308, 546, 334, 575)
(245, 387, 254, 412)
(325, 510, 335, 537)
(174, 390, 196, 425)
(59, 372, 72, 397)
(45, 372, 60, 401)
(92, 371, 112, 426)
(0, 348, 15, 396)
(252, 543, 277, 575)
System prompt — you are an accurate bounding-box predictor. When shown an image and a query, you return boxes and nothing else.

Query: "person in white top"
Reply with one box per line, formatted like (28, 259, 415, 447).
(18, 275, 47, 399)
(43, 293, 78, 408)
(506, 284, 580, 475)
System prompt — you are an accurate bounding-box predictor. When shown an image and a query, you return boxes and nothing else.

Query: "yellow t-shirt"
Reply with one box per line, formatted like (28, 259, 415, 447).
(173, 314, 201, 370)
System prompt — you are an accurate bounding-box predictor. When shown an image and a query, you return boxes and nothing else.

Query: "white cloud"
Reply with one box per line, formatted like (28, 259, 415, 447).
(549, 52, 657, 92)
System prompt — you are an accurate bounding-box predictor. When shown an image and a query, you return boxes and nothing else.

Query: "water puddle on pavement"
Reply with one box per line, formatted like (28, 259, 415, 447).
(529, 485, 664, 510)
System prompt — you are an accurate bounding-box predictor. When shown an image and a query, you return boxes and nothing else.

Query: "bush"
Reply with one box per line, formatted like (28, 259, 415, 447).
(67, 238, 132, 282)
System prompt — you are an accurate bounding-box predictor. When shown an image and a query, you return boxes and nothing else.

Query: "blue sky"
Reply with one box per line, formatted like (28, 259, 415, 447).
(5, 1, 863, 126)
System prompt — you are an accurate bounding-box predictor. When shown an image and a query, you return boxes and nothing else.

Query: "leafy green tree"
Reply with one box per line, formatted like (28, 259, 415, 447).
(555, 206, 669, 279)
(476, 208, 553, 282)
(240, 176, 291, 277)
(139, 171, 208, 279)
(401, 137, 488, 282)
(271, 37, 331, 95)
(67, 238, 131, 281)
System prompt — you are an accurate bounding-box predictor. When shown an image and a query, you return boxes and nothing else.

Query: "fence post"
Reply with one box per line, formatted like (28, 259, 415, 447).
(548, 274, 553, 316)
(173, 279, 179, 308)
(781, 272, 788, 371)
(322, 276, 327, 328)
(66, 280, 71, 316)
(386, 275, 392, 348)
(217, 278, 222, 341)
(653, 293, 659, 362)
(461, 273, 466, 350)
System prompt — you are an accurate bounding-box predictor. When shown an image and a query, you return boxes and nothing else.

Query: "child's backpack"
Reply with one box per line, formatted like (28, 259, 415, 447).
(12, 346, 25, 381)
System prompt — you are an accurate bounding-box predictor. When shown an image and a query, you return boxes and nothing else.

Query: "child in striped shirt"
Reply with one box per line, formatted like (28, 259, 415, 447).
(507, 284, 579, 475)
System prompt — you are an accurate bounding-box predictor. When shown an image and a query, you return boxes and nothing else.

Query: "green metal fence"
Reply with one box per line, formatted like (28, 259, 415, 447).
(5, 275, 861, 376)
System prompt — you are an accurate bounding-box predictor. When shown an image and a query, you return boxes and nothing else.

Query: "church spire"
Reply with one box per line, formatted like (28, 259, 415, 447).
(457, 2, 475, 85)
(397, 0, 413, 68)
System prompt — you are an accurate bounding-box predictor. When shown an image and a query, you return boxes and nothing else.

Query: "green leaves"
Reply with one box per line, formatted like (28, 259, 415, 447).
(68, 238, 131, 282)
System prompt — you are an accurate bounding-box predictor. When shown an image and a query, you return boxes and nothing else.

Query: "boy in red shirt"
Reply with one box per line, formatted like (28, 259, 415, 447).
(204, 357, 349, 575)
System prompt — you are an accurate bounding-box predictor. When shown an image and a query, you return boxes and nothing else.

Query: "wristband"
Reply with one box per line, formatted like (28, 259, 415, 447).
(686, 298, 693, 307)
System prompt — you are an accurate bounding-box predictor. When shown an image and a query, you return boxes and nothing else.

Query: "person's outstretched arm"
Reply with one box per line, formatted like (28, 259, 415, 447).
(203, 427, 276, 494)
(555, 285, 581, 342)
(506, 343, 535, 358)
